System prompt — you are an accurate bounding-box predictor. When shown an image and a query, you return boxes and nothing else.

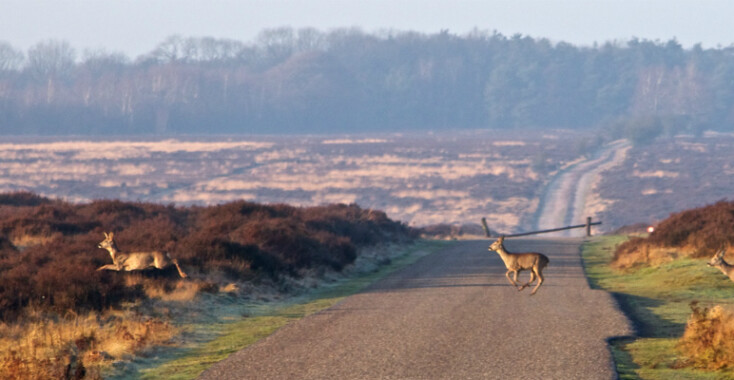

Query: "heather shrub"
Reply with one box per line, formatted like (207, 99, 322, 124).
(678, 302, 734, 370)
(177, 234, 281, 279)
(0, 191, 52, 207)
(0, 236, 17, 254)
(0, 233, 140, 320)
(613, 200, 734, 268)
(0, 193, 413, 320)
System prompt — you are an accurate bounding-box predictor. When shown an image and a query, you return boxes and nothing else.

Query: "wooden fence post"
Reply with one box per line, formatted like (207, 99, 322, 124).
(481, 217, 491, 237)
(586, 217, 592, 237)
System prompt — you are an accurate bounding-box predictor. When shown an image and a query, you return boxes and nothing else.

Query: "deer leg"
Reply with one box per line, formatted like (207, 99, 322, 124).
(172, 259, 188, 278)
(157, 253, 188, 278)
(97, 264, 120, 271)
(519, 271, 537, 291)
(505, 270, 520, 288)
(530, 268, 544, 295)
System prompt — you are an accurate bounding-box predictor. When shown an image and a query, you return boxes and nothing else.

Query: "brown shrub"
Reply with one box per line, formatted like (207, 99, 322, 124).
(613, 200, 734, 268)
(0, 191, 52, 207)
(0, 193, 413, 321)
(678, 301, 734, 370)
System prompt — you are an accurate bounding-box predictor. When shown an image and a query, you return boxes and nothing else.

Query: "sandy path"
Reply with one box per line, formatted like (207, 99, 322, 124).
(199, 239, 631, 379)
(535, 141, 630, 236)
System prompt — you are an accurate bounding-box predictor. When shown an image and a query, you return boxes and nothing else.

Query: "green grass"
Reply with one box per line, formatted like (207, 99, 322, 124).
(129, 240, 446, 380)
(582, 236, 734, 379)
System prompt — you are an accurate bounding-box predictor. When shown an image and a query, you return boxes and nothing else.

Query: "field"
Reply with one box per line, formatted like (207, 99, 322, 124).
(0, 131, 590, 234)
(5, 131, 734, 377)
(5, 131, 734, 235)
(596, 132, 734, 229)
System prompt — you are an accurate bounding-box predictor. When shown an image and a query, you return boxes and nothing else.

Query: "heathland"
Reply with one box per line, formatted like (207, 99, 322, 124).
(0, 192, 415, 378)
(4, 131, 734, 235)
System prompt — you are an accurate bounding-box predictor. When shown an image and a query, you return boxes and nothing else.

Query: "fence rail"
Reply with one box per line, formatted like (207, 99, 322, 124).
(481, 217, 601, 238)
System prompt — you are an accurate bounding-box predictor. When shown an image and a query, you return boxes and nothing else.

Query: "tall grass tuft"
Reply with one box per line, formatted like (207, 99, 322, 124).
(677, 301, 734, 370)
(0, 310, 176, 380)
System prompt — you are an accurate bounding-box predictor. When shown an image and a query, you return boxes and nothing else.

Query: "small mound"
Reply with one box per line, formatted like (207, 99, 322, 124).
(613, 200, 734, 269)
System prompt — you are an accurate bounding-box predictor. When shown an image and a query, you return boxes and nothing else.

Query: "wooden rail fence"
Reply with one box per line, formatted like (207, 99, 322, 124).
(481, 217, 602, 238)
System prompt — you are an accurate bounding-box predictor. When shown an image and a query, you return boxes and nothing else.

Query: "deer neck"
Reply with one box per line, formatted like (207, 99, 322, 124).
(104, 245, 121, 262)
(494, 245, 514, 265)
(717, 260, 734, 276)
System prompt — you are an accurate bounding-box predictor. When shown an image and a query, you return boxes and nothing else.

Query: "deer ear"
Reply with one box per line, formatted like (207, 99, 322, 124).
(109, 232, 114, 239)
(103, 232, 109, 239)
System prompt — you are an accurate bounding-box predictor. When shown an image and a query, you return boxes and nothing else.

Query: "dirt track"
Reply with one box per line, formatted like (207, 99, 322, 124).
(199, 239, 631, 379)
(535, 141, 630, 236)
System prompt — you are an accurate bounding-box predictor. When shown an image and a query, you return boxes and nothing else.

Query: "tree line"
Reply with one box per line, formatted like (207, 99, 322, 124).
(1, 28, 733, 135)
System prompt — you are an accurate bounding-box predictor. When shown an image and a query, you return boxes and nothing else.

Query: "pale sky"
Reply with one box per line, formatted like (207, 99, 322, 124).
(2, 0, 733, 58)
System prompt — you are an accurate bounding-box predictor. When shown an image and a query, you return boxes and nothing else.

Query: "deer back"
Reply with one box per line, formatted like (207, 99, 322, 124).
(120, 251, 167, 270)
(513, 252, 546, 269)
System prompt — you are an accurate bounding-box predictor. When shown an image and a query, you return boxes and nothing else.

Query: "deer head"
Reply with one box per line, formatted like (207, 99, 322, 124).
(98, 232, 117, 251)
(489, 236, 505, 252)
(708, 249, 727, 267)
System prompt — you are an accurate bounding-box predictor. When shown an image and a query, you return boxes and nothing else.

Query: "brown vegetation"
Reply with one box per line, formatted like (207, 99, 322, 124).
(677, 302, 734, 370)
(0, 310, 176, 380)
(0, 192, 413, 321)
(598, 135, 734, 230)
(0, 191, 414, 378)
(613, 200, 734, 269)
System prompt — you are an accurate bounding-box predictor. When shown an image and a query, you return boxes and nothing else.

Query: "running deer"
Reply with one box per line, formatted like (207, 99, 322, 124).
(488, 236, 549, 295)
(97, 232, 187, 278)
(707, 249, 734, 282)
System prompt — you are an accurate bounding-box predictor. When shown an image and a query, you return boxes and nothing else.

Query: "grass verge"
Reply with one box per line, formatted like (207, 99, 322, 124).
(113, 240, 445, 380)
(582, 236, 734, 379)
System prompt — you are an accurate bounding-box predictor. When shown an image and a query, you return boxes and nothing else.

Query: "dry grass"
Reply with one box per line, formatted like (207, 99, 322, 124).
(612, 241, 686, 270)
(0, 309, 176, 380)
(678, 302, 734, 370)
(124, 276, 218, 302)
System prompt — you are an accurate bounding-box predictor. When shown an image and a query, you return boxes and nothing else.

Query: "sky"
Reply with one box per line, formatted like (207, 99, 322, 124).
(2, 0, 733, 58)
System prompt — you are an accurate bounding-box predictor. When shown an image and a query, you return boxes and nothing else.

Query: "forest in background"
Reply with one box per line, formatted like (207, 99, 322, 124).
(1, 28, 733, 136)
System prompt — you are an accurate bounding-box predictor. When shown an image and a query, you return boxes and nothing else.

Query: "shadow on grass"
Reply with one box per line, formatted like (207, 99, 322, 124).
(609, 337, 641, 380)
(611, 292, 686, 338)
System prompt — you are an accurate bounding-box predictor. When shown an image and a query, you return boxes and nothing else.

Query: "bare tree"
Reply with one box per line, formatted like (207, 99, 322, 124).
(0, 41, 24, 72)
(26, 39, 77, 81)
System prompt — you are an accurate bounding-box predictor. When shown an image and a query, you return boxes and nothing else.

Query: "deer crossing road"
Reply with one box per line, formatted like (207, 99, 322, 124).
(199, 239, 632, 379)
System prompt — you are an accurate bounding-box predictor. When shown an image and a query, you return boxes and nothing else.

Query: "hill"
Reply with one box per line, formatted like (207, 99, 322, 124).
(613, 200, 734, 268)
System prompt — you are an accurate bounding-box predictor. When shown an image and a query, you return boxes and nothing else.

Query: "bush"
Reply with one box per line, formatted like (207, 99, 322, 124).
(0, 191, 52, 206)
(0, 193, 414, 321)
(613, 200, 734, 268)
(622, 115, 664, 146)
(678, 302, 734, 370)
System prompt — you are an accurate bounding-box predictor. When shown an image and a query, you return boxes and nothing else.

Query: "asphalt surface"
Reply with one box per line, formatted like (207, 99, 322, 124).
(199, 239, 632, 380)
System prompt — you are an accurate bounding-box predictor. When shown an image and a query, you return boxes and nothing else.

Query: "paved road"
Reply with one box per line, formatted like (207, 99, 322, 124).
(199, 239, 632, 380)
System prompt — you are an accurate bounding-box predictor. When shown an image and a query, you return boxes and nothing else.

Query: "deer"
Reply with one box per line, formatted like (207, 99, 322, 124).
(707, 249, 734, 282)
(96, 232, 187, 278)
(488, 236, 549, 295)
